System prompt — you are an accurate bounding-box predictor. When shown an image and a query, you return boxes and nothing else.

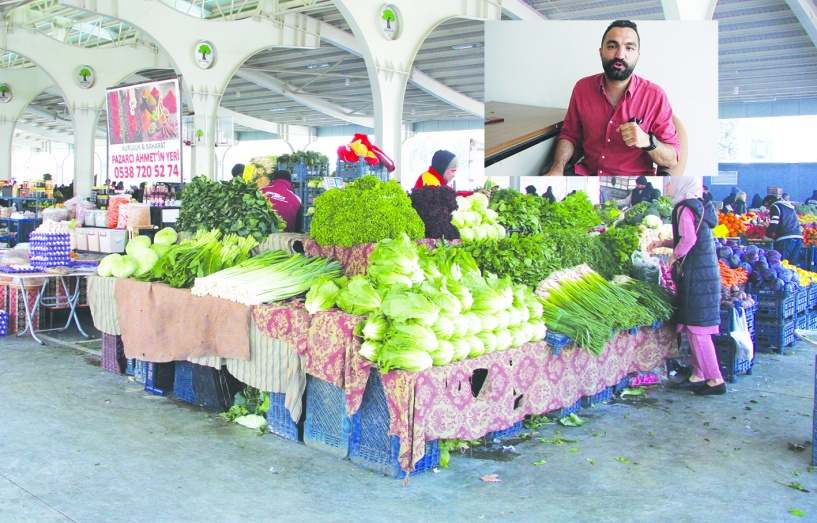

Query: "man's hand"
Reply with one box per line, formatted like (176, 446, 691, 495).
(616, 121, 650, 149)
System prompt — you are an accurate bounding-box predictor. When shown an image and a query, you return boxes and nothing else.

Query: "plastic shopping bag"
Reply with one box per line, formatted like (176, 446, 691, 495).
(731, 305, 754, 362)
(631, 251, 661, 284)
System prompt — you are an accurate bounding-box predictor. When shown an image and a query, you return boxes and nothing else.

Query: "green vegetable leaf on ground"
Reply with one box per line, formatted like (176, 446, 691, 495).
(621, 387, 645, 398)
(776, 481, 810, 493)
(789, 509, 805, 517)
(533, 460, 547, 466)
(559, 413, 586, 427)
(586, 459, 595, 466)
(615, 457, 631, 464)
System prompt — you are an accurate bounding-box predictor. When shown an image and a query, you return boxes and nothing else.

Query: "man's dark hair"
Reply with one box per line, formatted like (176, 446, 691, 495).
(762, 195, 777, 208)
(273, 169, 292, 183)
(703, 185, 709, 191)
(602, 20, 640, 48)
(231, 163, 245, 178)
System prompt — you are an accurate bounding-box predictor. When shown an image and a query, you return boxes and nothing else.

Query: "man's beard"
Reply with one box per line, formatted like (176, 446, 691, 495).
(603, 58, 635, 81)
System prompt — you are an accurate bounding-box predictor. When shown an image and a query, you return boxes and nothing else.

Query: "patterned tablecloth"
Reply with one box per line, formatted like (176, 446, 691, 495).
(303, 310, 678, 472)
(302, 238, 444, 277)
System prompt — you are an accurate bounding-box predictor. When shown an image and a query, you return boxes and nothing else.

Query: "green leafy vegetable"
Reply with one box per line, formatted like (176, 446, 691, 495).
(311, 176, 424, 247)
(559, 413, 586, 427)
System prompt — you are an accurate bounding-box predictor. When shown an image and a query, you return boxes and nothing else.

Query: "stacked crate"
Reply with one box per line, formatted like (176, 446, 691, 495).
(754, 287, 798, 353)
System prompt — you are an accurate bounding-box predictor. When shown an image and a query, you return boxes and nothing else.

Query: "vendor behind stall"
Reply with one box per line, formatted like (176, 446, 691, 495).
(260, 170, 303, 233)
(415, 150, 458, 189)
(763, 194, 802, 264)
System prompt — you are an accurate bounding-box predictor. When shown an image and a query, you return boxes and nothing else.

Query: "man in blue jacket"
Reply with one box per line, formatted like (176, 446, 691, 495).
(763, 194, 803, 264)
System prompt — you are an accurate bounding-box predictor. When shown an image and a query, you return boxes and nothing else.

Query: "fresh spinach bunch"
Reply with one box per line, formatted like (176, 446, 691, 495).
(548, 229, 616, 280)
(488, 188, 542, 235)
(458, 234, 559, 287)
(598, 225, 641, 276)
(177, 176, 283, 242)
(540, 191, 601, 232)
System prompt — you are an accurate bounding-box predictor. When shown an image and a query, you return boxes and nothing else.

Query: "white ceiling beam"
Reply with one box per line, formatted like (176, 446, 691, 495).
(15, 122, 74, 143)
(235, 67, 373, 127)
(13, 135, 46, 148)
(318, 19, 482, 117)
(785, 0, 817, 50)
(217, 107, 283, 135)
(500, 0, 548, 20)
(661, 0, 717, 20)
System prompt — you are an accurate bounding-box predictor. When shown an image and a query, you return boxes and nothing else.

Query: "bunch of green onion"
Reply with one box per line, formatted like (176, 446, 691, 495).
(191, 250, 343, 305)
(612, 275, 675, 323)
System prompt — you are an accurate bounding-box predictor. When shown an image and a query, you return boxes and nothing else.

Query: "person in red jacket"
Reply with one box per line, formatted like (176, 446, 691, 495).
(415, 150, 458, 189)
(260, 170, 303, 233)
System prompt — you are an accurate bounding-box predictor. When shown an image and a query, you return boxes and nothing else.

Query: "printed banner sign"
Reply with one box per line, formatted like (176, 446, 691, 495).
(106, 78, 182, 185)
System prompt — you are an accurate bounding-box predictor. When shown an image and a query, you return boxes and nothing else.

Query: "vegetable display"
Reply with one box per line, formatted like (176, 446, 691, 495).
(598, 226, 641, 276)
(410, 185, 460, 240)
(718, 260, 748, 287)
(488, 189, 542, 235)
(191, 250, 342, 305)
(305, 234, 548, 372)
(451, 193, 505, 242)
(539, 191, 602, 232)
(782, 260, 817, 286)
(536, 265, 661, 355)
(176, 176, 283, 242)
(310, 175, 424, 247)
(141, 229, 258, 288)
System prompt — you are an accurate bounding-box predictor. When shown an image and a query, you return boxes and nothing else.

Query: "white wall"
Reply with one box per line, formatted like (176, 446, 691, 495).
(485, 20, 718, 178)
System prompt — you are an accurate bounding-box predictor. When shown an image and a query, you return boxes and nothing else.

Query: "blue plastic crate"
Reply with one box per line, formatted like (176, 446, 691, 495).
(133, 360, 147, 384)
(809, 311, 817, 331)
(713, 335, 752, 383)
(797, 312, 809, 331)
(651, 320, 663, 330)
(613, 375, 631, 394)
(267, 391, 302, 443)
(755, 319, 796, 353)
(628, 326, 638, 336)
(809, 284, 817, 310)
(0, 310, 8, 336)
(487, 420, 524, 440)
(173, 361, 197, 405)
(546, 398, 582, 419)
(303, 375, 352, 458)
(796, 288, 810, 314)
(756, 291, 796, 321)
(144, 362, 174, 396)
(545, 331, 573, 355)
(582, 386, 613, 407)
(350, 370, 439, 477)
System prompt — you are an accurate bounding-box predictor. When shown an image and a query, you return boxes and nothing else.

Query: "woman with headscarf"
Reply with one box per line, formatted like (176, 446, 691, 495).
(650, 177, 725, 395)
(750, 193, 764, 209)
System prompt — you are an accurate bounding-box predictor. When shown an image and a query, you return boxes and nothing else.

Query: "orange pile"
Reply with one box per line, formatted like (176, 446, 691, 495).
(718, 212, 746, 237)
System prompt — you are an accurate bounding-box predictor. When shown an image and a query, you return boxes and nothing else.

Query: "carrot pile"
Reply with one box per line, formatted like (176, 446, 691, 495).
(719, 260, 748, 287)
(717, 212, 747, 237)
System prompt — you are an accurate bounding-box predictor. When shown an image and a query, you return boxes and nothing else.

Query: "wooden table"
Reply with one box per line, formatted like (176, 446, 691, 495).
(484, 102, 567, 167)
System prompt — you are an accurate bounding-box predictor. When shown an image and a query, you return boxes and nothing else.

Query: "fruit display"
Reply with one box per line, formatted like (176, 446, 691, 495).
(717, 211, 746, 237)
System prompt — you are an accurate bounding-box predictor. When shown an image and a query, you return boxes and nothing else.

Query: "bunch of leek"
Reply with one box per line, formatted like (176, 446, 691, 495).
(191, 250, 342, 305)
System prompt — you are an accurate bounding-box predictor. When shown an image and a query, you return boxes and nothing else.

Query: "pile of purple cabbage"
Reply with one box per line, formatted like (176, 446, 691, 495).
(715, 238, 799, 293)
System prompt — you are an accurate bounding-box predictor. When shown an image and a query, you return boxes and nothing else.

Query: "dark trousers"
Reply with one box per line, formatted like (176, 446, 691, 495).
(774, 238, 803, 265)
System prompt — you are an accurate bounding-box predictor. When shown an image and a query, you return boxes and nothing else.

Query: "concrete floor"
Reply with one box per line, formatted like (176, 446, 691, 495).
(2, 309, 817, 523)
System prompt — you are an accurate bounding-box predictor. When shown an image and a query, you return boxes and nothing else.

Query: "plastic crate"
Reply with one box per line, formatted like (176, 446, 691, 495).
(809, 311, 817, 331)
(797, 312, 809, 331)
(809, 284, 817, 310)
(267, 391, 303, 443)
(755, 291, 796, 321)
(628, 326, 638, 336)
(189, 364, 243, 411)
(651, 320, 663, 330)
(755, 319, 796, 353)
(796, 287, 810, 314)
(545, 331, 573, 356)
(303, 375, 352, 458)
(713, 335, 753, 383)
(613, 375, 631, 394)
(487, 420, 524, 440)
(133, 360, 147, 383)
(144, 362, 175, 396)
(582, 386, 613, 407)
(173, 361, 197, 405)
(101, 333, 126, 374)
(0, 310, 8, 336)
(546, 398, 582, 419)
(350, 370, 440, 477)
